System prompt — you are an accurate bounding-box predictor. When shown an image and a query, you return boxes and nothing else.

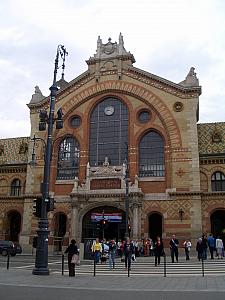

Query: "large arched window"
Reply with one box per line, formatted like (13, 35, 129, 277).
(211, 171, 225, 191)
(139, 131, 165, 177)
(10, 179, 21, 196)
(89, 97, 128, 166)
(57, 137, 80, 180)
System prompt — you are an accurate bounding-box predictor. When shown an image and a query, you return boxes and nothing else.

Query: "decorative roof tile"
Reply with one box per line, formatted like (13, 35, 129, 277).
(0, 137, 29, 165)
(198, 122, 225, 155)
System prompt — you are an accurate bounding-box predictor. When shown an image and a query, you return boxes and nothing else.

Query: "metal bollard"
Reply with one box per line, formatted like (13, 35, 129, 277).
(7, 251, 10, 270)
(94, 258, 96, 277)
(163, 254, 166, 277)
(62, 254, 64, 275)
(201, 257, 205, 277)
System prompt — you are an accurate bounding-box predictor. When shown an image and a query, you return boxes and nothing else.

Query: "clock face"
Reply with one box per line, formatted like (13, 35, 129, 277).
(104, 106, 114, 116)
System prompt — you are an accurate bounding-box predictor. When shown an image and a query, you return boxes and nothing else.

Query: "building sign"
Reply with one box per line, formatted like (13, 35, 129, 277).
(91, 213, 122, 223)
(90, 178, 121, 190)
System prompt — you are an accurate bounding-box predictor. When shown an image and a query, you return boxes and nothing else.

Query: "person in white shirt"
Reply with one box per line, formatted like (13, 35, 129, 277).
(216, 236, 224, 259)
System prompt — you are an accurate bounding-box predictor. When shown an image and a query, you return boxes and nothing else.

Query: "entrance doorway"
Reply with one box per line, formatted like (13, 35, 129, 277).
(53, 212, 67, 253)
(82, 206, 126, 241)
(6, 211, 21, 241)
(211, 210, 225, 243)
(149, 212, 163, 242)
(82, 206, 126, 259)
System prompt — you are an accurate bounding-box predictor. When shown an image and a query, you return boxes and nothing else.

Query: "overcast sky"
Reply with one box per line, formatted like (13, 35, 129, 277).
(1, 0, 225, 138)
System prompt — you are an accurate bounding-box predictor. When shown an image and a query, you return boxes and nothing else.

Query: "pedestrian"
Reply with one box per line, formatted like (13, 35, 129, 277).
(207, 234, 215, 259)
(123, 237, 135, 271)
(64, 239, 79, 277)
(216, 236, 224, 259)
(201, 234, 208, 260)
(196, 237, 203, 261)
(170, 234, 179, 263)
(108, 239, 117, 270)
(154, 236, 164, 266)
(183, 239, 191, 260)
(91, 237, 102, 264)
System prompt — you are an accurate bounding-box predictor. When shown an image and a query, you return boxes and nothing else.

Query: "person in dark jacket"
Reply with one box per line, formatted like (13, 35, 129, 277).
(65, 239, 79, 277)
(207, 234, 215, 259)
(154, 236, 164, 266)
(170, 234, 179, 263)
(201, 234, 208, 260)
(123, 238, 135, 271)
(196, 237, 203, 261)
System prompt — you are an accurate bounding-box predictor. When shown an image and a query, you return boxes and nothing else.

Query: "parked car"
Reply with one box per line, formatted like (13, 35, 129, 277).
(0, 240, 22, 256)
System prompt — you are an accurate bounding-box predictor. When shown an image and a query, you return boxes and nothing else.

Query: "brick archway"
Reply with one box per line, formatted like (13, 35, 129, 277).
(62, 80, 182, 149)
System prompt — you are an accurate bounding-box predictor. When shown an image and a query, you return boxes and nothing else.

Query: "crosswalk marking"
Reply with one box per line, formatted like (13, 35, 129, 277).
(57, 258, 225, 277)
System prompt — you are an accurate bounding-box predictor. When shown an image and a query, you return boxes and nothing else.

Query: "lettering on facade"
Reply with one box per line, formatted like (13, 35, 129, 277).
(90, 178, 121, 190)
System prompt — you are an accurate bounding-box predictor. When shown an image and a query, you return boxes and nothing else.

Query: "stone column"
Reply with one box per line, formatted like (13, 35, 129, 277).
(70, 198, 79, 242)
(132, 203, 139, 239)
(190, 194, 203, 240)
(20, 163, 36, 253)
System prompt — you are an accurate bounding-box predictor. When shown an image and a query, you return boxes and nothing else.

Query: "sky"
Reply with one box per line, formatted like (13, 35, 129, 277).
(0, 0, 225, 138)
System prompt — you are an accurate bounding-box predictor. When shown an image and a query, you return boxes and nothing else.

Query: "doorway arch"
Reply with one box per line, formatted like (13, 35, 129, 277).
(6, 211, 21, 242)
(53, 212, 67, 252)
(149, 212, 163, 242)
(82, 206, 126, 241)
(82, 205, 126, 259)
(211, 210, 225, 242)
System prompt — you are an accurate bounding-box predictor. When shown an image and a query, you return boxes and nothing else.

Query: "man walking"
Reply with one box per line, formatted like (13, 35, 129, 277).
(108, 239, 117, 270)
(123, 237, 135, 271)
(170, 234, 179, 263)
(207, 234, 215, 259)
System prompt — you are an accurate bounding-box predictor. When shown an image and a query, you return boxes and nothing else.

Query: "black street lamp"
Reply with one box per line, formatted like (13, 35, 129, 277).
(124, 143, 129, 238)
(32, 45, 68, 275)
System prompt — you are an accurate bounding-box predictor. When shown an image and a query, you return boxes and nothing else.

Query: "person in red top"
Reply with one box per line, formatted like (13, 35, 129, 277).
(154, 236, 164, 266)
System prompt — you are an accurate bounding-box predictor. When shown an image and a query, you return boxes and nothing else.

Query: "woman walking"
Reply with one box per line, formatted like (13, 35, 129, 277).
(64, 239, 79, 277)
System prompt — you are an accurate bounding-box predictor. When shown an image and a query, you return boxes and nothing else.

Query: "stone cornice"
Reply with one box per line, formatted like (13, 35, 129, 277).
(169, 191, 225, 199)
(86, 54, 135, 65)
(0, 164, 27, 174)
(70, 190, 143, 199)
(125, 66, 202, 98)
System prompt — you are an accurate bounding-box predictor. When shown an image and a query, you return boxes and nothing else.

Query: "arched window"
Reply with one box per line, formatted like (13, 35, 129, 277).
(57, 137, 80, 180)
(10, 179, 21, 196)
(89, 97, 128, 166)
(211, 171, 225, 191)
(139, 131, 165, 177)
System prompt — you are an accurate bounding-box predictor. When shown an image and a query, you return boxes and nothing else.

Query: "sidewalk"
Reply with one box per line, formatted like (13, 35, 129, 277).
(1, 267, 225, 292)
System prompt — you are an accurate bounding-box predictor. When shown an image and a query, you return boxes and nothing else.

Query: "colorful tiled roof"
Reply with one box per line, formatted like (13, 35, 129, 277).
(197, 122, 225, 155)
(0, 137, 29, 165)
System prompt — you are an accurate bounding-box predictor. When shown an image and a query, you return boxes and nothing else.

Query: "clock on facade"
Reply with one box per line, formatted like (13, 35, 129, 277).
(104, 106, 114, 115)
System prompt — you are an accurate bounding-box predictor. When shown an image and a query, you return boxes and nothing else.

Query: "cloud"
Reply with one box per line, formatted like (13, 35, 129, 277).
(0, 0, 225, 137)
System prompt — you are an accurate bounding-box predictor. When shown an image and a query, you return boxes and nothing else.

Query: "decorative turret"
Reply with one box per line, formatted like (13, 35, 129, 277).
(86, 33, 135, 81)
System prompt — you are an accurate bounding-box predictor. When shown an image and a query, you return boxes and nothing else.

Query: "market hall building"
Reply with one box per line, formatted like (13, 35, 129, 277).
(0, 34, 225, 253)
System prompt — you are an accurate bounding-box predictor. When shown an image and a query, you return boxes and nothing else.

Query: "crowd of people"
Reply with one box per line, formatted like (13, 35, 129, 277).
(65, 233, 225, 276)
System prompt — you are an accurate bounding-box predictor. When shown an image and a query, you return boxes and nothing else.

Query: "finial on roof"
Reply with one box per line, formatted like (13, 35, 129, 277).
(179, 67, 199, 87)
(29, 86, 45, 104)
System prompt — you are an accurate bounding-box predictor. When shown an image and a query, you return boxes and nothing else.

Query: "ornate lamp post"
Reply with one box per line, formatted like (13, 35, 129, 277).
(32, 45, 68, 275)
